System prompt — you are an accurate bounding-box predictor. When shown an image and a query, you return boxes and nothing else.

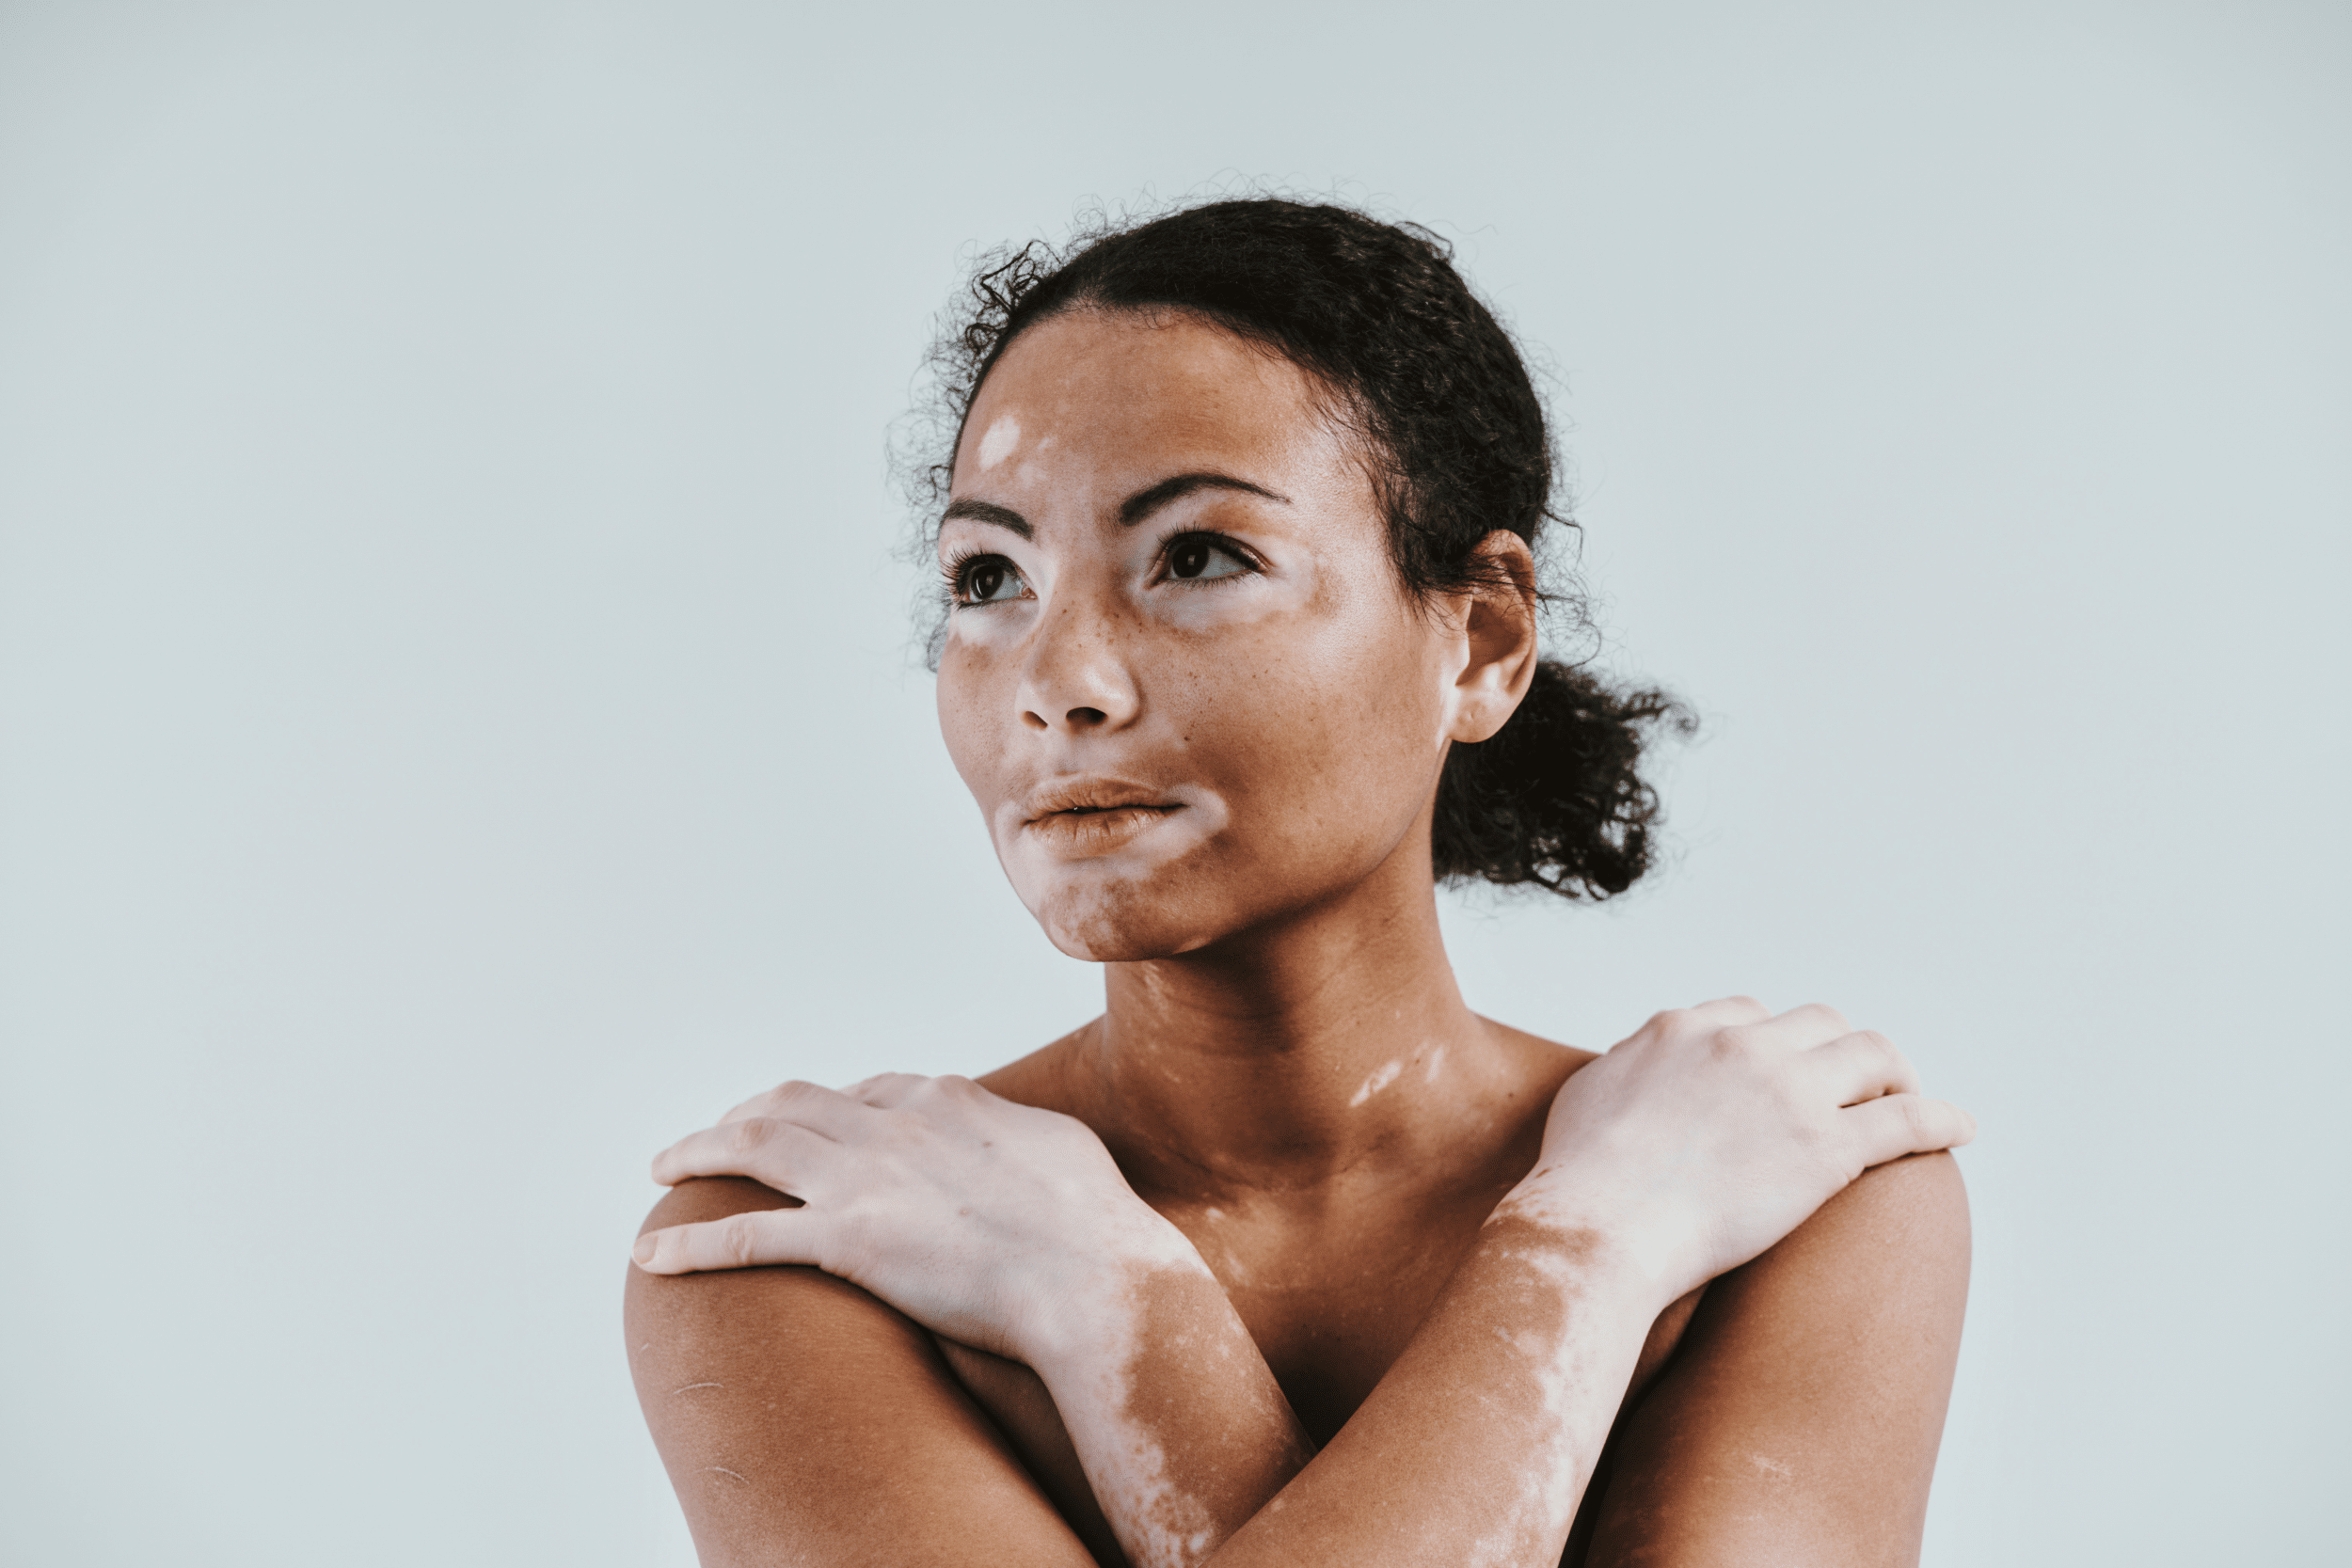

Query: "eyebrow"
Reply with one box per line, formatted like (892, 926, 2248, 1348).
(939, 499, 1031, 538)
(1117, 472, 1291, 527)
(940, 472, 1291, 540)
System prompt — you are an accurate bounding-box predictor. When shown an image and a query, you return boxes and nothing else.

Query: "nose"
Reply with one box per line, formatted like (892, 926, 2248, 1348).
(1015, 590, 1140, 736)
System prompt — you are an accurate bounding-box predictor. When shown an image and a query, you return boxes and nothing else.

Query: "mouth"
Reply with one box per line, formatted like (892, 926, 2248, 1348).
(1018, 778, 1186, 855)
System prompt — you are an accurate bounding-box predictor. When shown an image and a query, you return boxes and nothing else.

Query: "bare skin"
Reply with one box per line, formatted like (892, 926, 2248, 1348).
(625, 309, 1974, 1567)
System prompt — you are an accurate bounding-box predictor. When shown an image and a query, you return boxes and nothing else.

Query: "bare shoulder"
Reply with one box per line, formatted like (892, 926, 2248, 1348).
(625, 1178, 1096, 1567)
(1772, 1148, 1972, 1288)
(974, 1021, 1097, 1114)
(1475, 1013, 1602, 1096)
(1583, 1153, 1971, 1568)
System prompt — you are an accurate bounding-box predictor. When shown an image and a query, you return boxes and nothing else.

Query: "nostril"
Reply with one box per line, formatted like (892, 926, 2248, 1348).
(1021, 709, 1049, 731)
(1067, 706, 1108, 727)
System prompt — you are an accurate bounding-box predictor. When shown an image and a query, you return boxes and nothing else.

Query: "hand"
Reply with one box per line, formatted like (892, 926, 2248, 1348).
(1509, 998, 1977, 1305)
(631, 1073, 1200, 1364)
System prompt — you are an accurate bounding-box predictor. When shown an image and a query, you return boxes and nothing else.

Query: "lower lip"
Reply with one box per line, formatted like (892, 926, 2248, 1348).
(1024, 805, 1182, 856)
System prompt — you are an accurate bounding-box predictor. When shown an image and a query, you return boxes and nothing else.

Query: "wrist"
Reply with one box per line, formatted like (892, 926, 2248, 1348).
(1008, 1202, 1216, 1373)
(1488, 1167, 1697, 1314)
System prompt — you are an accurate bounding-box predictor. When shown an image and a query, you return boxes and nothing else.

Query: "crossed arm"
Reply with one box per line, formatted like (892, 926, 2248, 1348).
(625, 1005, 1973, 1567)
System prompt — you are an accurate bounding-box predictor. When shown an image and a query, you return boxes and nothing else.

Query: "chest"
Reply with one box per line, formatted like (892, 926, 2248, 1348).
(1167, 1188, 1530, 1445)
(1176, 1201, 1706, 1455)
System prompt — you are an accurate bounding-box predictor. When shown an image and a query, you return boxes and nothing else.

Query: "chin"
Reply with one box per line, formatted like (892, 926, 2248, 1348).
(1017, 869, 1230, 964)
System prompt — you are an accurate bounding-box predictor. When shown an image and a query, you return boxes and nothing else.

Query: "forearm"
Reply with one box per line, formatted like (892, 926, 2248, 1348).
(1220, 1209, 1658, 1567)
(1028, 1199, 1666, 1568)
(1027, 1261, 1314, 1568)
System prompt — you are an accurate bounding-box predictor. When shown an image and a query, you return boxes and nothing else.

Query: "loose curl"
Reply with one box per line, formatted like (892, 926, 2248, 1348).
(898, 197, 1692, 899)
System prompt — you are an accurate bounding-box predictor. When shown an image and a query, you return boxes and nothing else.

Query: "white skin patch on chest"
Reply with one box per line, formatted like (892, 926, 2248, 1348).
(975, 413, 1022, 471)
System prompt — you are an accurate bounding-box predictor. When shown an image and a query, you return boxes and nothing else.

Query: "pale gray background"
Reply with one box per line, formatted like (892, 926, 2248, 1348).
(2, 2, 2344, 1562)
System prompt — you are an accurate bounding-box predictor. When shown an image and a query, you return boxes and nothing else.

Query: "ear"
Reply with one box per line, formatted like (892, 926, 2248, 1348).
(1442, 531, 1541, 744)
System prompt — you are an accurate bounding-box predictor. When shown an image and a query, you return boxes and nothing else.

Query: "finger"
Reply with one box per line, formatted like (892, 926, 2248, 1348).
(717, 1077, 814, 1124)
(838, 1072, 931, 1108)
(632, 1208, 821, 1275)
(652, 1116, 835, 1191)
(1736, 1001, 1852, 1053)
(1804, 1029, 1923, 1106)
(1687, 995, 1772, 1025)
(1840, 1092, 1979, 1168)
(719, 1087, 775, 1124)
(716, 1079, 869, 1132)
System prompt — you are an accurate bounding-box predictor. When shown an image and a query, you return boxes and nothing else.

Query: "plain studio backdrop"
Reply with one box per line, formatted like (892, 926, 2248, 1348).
(2, 2, 2345, 1562)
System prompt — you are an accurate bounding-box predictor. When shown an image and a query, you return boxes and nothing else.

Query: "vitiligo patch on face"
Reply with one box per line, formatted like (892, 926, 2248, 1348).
(976, 414, 1022, 471)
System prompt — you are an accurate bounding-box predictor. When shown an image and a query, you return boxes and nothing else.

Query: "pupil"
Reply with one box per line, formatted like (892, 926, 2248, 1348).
(1173, 540, 1208, 578)
(971, 562, 1003, 600)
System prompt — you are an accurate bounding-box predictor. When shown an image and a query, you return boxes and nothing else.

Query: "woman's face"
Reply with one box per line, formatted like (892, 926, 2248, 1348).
(935, 308, 1482, 962)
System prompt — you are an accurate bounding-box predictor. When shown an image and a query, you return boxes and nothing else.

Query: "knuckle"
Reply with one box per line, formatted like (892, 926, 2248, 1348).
(727, 1116, 776, 1153)
(718, 1212, 763, 1268)
(843, 1077, 891, 1107)
(1711, 1023, 1765, 1060)
(1794, 1001, 1851, 1032)
(818, 1213, 866, 1275)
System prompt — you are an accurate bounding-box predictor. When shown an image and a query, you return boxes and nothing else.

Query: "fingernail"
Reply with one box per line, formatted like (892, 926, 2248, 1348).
(632, 1234, 658, 1266)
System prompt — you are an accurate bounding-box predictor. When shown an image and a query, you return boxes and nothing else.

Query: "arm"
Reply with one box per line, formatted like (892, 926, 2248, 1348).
(951, 1152, 1966, 1568)
(628, 1175, 1663, 1568)
(635, 1004, 1974, 1567)
(626, 1175, 1107, 1568)
(1581, 1151, 1971, 1568)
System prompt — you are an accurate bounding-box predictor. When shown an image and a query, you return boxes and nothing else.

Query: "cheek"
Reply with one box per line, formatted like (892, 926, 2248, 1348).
(1162, 615, 1446, 844)
(934, 637, 1013, 799)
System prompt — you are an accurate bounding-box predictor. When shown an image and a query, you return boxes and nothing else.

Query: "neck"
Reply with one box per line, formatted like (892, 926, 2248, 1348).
(1072, 844, 1528, 1206)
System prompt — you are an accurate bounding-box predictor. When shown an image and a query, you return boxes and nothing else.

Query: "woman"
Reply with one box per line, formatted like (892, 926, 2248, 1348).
(624, 198, 1975, 1568)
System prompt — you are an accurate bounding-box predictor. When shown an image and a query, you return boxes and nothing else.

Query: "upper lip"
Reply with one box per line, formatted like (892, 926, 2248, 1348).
(1020, 776, 1183, 824)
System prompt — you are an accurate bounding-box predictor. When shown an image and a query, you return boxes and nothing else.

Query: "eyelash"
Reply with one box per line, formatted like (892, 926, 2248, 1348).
(941, 531, 1262, 607)
(940, 546, 1028, 609)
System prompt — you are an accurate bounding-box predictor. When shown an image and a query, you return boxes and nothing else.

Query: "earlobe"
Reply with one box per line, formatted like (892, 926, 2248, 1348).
(1445, 531, 1542, 744)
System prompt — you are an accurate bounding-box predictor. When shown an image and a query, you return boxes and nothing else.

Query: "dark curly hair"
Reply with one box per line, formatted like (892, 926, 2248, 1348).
(903, 197, 1692, 899)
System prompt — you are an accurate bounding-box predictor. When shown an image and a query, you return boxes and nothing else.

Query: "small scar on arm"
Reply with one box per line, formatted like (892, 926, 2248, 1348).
(705, 1466, 749, 1484)
(673, 1382, 724, 1394)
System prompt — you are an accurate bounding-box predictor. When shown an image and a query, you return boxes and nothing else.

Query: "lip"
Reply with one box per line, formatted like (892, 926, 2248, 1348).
(1019, 775, 1184, 824)
(1015, 775, 1186, 857)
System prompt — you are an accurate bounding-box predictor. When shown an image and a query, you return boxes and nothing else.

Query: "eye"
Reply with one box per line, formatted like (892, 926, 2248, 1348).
(951, 553, 1029, 606)
(1164, 534, 1253, 583)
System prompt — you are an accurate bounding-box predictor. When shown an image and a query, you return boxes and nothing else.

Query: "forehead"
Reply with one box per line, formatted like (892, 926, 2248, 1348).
(951, 308, 1345, 493)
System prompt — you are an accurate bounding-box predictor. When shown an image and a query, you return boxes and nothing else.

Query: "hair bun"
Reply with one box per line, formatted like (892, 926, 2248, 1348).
(1435, 660, 1693, 898)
